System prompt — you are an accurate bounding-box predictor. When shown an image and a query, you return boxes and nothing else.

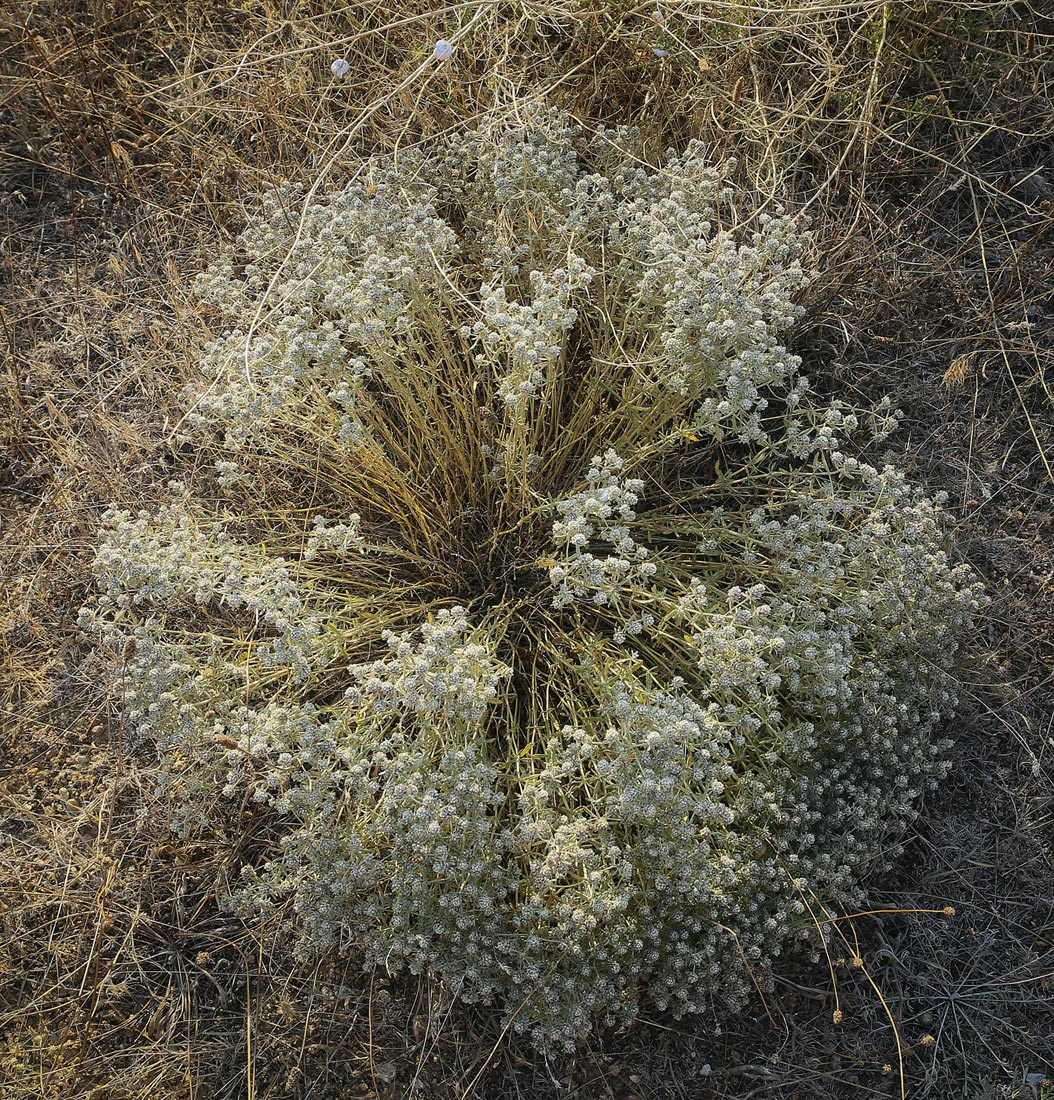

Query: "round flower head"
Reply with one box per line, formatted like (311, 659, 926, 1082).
(331, 57, 351, 78)
(433, 39, 453, 61)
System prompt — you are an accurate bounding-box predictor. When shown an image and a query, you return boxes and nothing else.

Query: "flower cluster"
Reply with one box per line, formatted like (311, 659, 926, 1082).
(190, 173, 455, 449)
(348, 607, 511, 725)
(550, 450, 657, 641)
(480, 262, 594, 411)
(303, 514, 363, 561)
(84, 505, 321, 681)
(86, 107, 983, 1050)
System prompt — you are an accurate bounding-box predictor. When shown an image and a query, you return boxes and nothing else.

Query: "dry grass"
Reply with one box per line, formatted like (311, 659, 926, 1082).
(2, 1, 1052, 1096)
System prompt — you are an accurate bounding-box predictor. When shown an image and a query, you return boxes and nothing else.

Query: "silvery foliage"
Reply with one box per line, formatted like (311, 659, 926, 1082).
(81, 107, 983, 1050)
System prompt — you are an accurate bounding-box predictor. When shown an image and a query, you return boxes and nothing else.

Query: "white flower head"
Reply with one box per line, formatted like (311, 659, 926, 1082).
(433, 39, 453, 61)
(331, 58, 351, 79)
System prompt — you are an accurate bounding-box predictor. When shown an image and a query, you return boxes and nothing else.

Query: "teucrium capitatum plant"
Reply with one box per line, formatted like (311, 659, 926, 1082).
(81, 107, 982, 1049)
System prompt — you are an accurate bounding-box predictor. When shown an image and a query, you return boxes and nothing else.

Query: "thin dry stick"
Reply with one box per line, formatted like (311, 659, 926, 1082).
(967, 179, 1053, 483)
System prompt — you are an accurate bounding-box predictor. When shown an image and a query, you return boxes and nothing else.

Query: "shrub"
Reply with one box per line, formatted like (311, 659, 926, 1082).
(80, 107, 983, 1049)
